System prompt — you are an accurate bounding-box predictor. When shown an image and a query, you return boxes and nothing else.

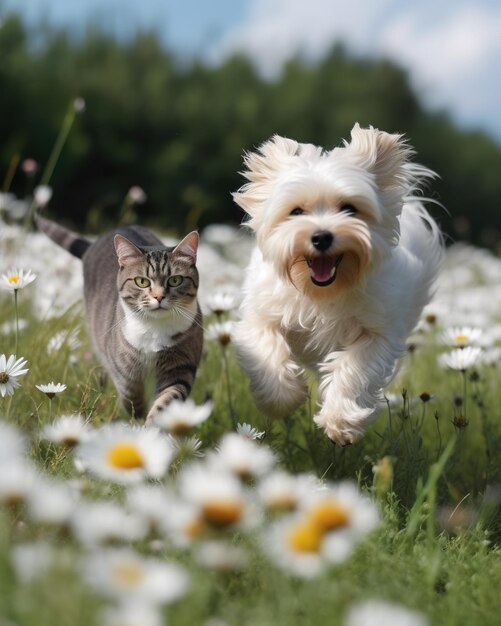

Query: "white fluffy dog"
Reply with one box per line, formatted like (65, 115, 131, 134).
(233, 124, 443, 445)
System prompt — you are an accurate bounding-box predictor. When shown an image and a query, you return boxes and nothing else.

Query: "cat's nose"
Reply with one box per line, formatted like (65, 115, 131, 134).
(153, 295, 163, 302)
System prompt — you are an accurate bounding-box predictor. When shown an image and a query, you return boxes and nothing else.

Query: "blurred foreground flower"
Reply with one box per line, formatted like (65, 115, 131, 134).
(75, 423, 174, 484)
(178, 462, 256, 532)
(0, 268, 37, 291)
(71, 501, 148, 546)
(11, 541, 55, 583)
(212, 432, 275, 481)
(42, 414, 92, 447)
(0, 422, 27, 461)
(81, 547, 189, 605)
(263, 482, 380, 578)
(152, 398, 213, 434)
(101, 601, 163, 626)
(344, 599, 428, 626)
(0, 354, 29, 397)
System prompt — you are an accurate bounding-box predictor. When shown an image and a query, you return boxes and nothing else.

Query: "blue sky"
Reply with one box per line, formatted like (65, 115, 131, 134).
(3, 0, 501, 143)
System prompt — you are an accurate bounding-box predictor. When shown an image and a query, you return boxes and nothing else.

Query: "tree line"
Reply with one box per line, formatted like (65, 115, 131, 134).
(1, 13, 501, 248)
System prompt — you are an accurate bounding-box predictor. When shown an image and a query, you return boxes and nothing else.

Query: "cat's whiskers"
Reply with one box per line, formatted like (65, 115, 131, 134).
(172, 304, 205, 332)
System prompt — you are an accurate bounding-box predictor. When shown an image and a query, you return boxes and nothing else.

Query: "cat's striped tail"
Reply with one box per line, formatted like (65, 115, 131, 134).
(34, 213, 91, 259)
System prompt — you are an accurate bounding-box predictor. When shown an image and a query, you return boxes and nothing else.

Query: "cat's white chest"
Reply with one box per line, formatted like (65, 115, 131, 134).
(120, 302, 196, 353)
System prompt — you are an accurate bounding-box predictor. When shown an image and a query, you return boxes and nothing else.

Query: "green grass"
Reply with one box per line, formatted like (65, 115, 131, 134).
(1, 294, 501, 626)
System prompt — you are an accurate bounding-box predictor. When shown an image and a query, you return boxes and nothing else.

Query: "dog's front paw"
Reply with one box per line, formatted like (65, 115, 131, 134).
(314, 406, 373, 445)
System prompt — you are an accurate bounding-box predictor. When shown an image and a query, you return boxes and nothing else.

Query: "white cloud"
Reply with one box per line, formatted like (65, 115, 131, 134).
(210, 0, 501, 140)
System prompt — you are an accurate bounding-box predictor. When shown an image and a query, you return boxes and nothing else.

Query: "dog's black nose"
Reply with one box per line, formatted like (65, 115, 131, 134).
(311, 230, 334, 251)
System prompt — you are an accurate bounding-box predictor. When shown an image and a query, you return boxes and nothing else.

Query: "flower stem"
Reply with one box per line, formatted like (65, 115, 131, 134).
(24, 100, 78, 229)
(13, 289, 19, 356)
(221, 346, 236, 426)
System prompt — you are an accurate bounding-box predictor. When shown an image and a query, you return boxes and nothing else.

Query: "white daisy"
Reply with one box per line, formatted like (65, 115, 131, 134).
(152, 398, 213, 434)
(262, 481, 380, 578)
(0, 421, 27, 462)
(205, 292, 237, 317)
(26, 477, 77, 526)
(262, 513, 326, 578)
(0, 461, 39, 507)
(344, 600, 428, 626)
(257, 471, 318, 513)
(440, 326, 482, 348)
(0, 354, 29, 397)
(236, 422, 265, 440)
(10, 541, 55, 583)
(438, 346, 483, 371)
(178, 462, 254, 531)
(195, 540, 248, 572)
(126, 484, 173, 533)
(74, 423, 174, 484)
(35, 381, 67, 399)
(70, 501, 148, 546)
(211, 432, 275, 481)
(0, 268, 37, 291)
(42, 414, 92, 447)
(81, 547, 189, 605)
(206, 321, 235, 346)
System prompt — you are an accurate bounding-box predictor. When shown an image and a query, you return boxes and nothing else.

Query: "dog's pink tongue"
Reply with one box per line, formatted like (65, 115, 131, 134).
(310, 257, 335, 282)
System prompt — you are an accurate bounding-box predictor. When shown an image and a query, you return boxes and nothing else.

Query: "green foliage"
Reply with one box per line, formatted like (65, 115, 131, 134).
(2, 15, 501, 246)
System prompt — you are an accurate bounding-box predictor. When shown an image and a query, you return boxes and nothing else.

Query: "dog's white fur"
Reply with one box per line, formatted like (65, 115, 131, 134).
(233, 124, 443, 445)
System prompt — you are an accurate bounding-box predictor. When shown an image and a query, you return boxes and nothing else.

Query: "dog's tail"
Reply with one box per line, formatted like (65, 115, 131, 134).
(35, 213, 91, 259)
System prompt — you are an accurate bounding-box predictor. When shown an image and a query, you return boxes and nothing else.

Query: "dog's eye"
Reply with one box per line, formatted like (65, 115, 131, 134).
(340, 204, 358, 216)
(290, 207, 304, 216)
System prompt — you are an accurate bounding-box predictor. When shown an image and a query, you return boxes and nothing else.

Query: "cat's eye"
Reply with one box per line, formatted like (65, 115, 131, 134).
(134, 276, 151, 288)
(340, 204, 358, 216)
(290, 207, 304, 216)
(168, 275, 184, 287)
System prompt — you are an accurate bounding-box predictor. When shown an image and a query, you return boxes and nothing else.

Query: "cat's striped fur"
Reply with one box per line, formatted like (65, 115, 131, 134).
(35, 214, 203, 423)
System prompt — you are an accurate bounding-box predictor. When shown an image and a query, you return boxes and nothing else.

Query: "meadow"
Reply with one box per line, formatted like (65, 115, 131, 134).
(1, 212, 501, 626)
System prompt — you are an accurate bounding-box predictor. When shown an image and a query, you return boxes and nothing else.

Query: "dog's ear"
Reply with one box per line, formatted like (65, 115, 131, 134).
(233, 135, 299, 217)
(346, 124, 414, 190)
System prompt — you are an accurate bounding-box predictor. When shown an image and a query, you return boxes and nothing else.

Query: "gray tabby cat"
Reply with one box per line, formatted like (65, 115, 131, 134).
(35, 214, 203, 423)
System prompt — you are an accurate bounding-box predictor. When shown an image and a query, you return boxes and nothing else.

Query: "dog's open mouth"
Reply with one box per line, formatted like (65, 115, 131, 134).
(307, 254, 344, 286)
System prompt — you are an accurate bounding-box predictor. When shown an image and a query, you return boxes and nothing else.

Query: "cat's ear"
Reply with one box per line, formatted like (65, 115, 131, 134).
(114, 235, 143, 268)
(174, 231, 199, 260)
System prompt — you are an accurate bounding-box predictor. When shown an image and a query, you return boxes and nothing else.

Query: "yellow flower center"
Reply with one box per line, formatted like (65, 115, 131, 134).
(266, 494, 298, 512)
(8, 275, 19, 285)
(185, 517, 206, 538)
(169, 420, 193, 436)
(107, 442, 144, 470)
(112, 562, 145, 588)
(202, 500, 243, 528)
(287, 521, 323, 553)
(308, 501, 350, 531)
(455, 334, 468, 344)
